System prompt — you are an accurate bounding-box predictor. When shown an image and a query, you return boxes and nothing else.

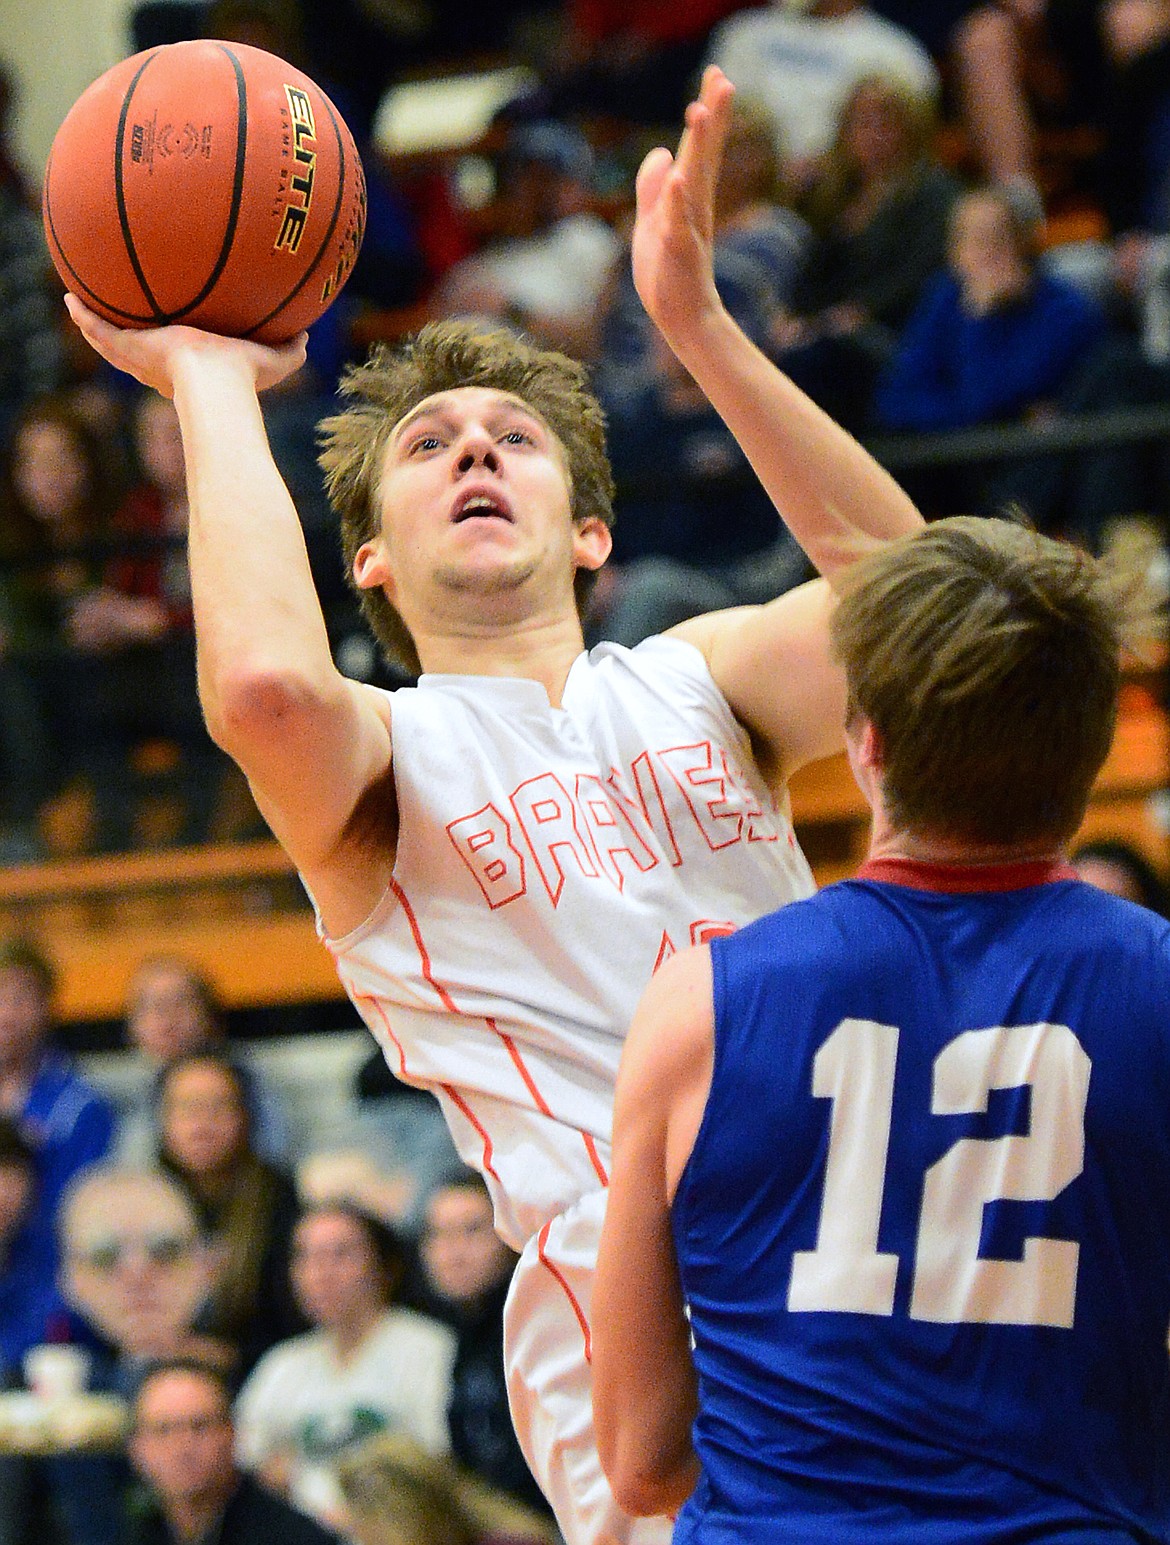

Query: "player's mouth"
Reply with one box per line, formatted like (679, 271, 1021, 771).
(451, 490, 514, 524)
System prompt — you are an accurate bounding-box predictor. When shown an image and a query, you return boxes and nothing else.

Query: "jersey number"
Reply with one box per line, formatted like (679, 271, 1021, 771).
(787, 1019, 1091, 1326)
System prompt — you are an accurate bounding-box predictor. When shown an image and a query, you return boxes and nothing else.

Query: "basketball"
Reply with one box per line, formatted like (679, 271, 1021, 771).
(42, 40, 367, 343)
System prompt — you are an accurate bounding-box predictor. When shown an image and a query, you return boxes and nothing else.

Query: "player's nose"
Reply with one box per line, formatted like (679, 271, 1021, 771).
(454, 425, 500, 474)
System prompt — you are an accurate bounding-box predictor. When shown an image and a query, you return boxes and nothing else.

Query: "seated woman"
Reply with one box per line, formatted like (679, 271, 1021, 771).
(0, 395, 123, 858)
(234, 1204, 456, 1529)
(156, 1052, 303, 1374)
(872, 183, 1121, 528)
(771, 74, 961, 431)
(874, 183, 1107, 433)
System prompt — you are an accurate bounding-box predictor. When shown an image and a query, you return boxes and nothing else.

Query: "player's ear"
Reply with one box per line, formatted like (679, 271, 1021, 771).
(354, 538, 393, 595)
(572, 516, 612, 573)
(856, 719, 884, 773)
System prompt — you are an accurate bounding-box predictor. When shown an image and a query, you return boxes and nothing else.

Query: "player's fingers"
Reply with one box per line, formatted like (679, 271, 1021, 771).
(678, 69, 734, 212)
(635, 146, 674, 216)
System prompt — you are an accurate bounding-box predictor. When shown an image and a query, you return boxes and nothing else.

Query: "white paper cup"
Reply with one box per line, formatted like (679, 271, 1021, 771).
(23, 1345, 90, 1403)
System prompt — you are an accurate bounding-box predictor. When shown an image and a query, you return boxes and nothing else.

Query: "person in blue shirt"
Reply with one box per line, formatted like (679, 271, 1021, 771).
(874, 185, 1107, 434)
(0, 938, 115, 1275)
(593, 514, 1169, 1543)
(0, 1117, 74, 1379)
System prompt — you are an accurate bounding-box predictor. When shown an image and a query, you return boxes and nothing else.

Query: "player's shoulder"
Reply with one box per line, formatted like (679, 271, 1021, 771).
(581, 634, 723, 704)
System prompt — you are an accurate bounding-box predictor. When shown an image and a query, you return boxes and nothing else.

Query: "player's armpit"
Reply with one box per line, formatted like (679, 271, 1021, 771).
(670, 578, 848, 782)
(222, 672, 397, 939)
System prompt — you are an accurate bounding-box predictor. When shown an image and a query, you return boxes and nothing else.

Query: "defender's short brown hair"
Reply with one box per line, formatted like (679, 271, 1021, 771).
(317, 321, 615, 676)
(829, 516, 1154, 847)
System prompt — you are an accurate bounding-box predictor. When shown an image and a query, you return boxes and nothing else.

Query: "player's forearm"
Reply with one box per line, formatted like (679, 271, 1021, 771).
(665, 306, 923, 580)
(172, 354, 338, 735)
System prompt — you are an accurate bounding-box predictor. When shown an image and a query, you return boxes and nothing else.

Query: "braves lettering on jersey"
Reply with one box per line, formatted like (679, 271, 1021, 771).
(317, 638, 813, 1249)
(675, 856, 1170, 1544)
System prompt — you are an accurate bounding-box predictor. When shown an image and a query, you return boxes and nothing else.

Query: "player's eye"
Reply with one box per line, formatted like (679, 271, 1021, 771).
(502, 428, 534, 446)
(409, 433, 442, 453)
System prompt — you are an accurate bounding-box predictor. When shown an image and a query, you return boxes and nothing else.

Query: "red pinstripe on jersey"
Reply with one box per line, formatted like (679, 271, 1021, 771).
(441, 1083, 502, 1182)
(538, 1219, 592, 1360)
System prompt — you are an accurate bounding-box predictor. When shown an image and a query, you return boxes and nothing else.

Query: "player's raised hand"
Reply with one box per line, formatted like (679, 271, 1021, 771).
(631, 66, 735, 347)
(63, 294, 307, 399)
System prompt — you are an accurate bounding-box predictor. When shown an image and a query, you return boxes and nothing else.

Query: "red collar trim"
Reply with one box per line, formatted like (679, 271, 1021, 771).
(856, 855, 1077, 894)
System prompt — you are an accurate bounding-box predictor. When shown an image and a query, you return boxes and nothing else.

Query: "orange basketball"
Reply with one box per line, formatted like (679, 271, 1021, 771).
(42, 40, 366, 343)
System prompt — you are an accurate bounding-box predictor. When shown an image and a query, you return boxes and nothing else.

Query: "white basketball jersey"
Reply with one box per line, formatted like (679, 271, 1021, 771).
(320, 637, 815, 1248)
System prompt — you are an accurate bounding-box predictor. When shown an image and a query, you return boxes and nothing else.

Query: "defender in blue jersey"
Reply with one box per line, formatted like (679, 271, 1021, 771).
(593, 516, 1165, 1543)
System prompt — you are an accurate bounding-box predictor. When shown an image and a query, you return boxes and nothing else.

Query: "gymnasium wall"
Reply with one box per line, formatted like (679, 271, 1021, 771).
(6, 0, 136, 179)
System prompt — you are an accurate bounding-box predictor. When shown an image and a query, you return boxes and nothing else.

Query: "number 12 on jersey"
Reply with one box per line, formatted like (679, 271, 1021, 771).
(787, 1019, 1091, 1327)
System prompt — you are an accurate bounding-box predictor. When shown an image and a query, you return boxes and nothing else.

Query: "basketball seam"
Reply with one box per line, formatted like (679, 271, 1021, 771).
(243, 89, 358, 338)
(114, 50, 168, 321)
(153, 44, 250, 324)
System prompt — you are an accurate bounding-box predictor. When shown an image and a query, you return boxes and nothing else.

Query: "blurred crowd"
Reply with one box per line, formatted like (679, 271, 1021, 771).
(0, 933, 562, 1544)
(0, 832, 1157, 1542)
(2, 0, 1170, 857)
(0, 2, 1165, 1538)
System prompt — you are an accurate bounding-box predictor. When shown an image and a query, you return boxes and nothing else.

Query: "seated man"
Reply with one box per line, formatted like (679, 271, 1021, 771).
(129, 1358, 342, 1545)
(594, 516, 1170, 1540)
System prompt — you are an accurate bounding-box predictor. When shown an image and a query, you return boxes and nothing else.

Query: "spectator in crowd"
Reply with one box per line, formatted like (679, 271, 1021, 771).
(432, 122, 621, 358)
(875, 184, 1107, 434)
(59, 1165, 227, 1381)
(1071, 835, 1170, 912)
(129, 1358, 343, 1545)
(0, 1115, 83, 1545)
(337, 1431, 556, 1545)
(56, 1165, 226, 1545)
(772, 74, 961, 429)
(118, 954, 291, 1167)
(156, 1052, 303, 1373)
(587, 97, 812, 644)
(0, 62, 66, 448)
(0, 1117, 74, 1380)
(299, 1043, 461, 1237)
(590, 330, 810, 644)
(0, 394, 124, 857)
(704, 0, 938, 195)
(0, 939, 114, 1272)
(594, 97, 810, 395)
(234, 1203, 455, 1528)
(414, 1172, 549, 1517)
(872, 184, 1161, 538)
(79, 391, 231, 848)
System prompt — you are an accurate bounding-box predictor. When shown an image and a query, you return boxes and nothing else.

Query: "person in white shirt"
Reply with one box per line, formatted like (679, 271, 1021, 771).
(706, 0, 938, 185)
(234, 1204, 455, 1528)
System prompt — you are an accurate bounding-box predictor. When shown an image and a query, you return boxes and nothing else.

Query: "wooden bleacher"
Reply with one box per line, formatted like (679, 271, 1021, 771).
(0, 692, 1163, 1026)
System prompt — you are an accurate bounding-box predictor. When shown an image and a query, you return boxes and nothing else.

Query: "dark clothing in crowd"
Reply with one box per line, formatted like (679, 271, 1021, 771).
(444, 1278, 549, 1517)
(129, 1473, 344, 1545)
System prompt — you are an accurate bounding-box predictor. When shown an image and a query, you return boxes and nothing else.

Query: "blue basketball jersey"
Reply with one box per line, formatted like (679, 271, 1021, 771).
(673, 858, 1170, 1544)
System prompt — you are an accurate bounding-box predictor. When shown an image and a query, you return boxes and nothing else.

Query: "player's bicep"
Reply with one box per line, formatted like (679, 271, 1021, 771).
(675, 579, 847, 780)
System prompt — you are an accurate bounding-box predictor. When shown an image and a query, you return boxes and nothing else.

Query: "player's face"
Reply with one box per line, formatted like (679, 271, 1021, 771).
(356, 385, 609, 634)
